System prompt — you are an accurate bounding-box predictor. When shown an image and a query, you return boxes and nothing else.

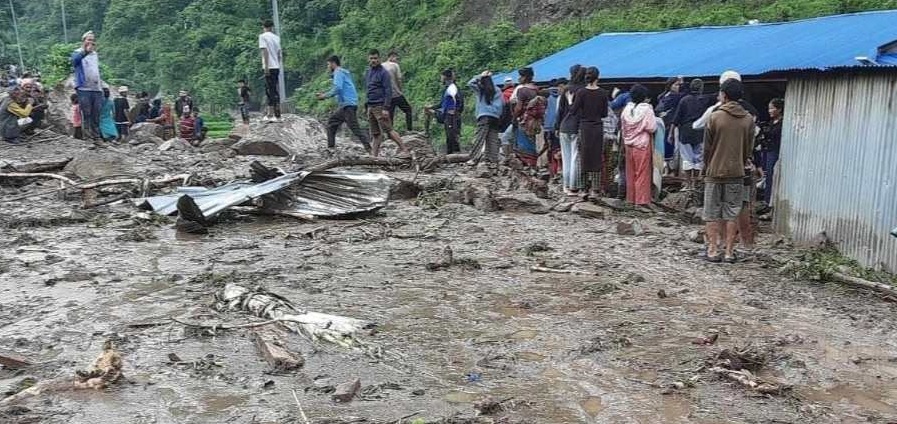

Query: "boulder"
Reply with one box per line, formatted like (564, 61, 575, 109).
(64, 150, 137, 180)
(199, 138, 237, 153)
(572, 202, 610, 219)
(496, 193, 550, 214)
(130, 122, 166, 140)
(616, 220, 645, 236)
(687, 229, 706, 244)
(129, 133, 164, 146)
(232, 114, 327, 156)
(159, 138, 194, 152)
(452, 182, 498, 212)
(552, 201, 576, 213)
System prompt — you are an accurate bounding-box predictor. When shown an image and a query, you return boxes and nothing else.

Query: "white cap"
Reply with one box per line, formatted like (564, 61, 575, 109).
(118, 86, 129, 93)
(503, 77, 513, 84)
(719, 70, 742, 84)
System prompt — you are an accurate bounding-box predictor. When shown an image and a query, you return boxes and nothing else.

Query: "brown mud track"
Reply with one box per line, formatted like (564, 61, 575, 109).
(2, 134, 897, 423)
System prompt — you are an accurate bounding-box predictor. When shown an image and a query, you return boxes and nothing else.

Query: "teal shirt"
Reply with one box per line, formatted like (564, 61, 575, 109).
(325, 67, 359, 108)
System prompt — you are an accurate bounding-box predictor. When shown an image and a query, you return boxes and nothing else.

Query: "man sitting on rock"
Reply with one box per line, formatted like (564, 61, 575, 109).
(178, 106, 197, 144)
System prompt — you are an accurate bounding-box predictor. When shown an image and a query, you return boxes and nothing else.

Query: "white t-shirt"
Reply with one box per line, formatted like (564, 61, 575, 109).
(258, 32, 282, 70)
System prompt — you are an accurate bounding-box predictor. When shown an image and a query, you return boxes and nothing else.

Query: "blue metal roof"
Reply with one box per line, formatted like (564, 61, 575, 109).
(495, 10, 897, 84)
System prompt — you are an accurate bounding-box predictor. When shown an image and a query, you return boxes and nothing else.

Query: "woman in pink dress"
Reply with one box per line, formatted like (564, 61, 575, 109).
(620, 84, 657, 206)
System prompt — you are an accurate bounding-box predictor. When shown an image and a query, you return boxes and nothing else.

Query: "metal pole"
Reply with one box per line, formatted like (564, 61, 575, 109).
(271, 0, 286, 108)
(8, 0, 24, 73)
(61, 0, 68, 43)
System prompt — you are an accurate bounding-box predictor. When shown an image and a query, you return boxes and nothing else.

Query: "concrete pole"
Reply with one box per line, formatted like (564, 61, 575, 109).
(62, 0, 68, 43)
(272, 0, 286, 107)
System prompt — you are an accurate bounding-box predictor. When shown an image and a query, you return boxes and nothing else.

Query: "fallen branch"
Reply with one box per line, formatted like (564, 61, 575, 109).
(291, 389, 311, 424)
(170, 316, 292, 331)
(421, 153, 471, 172)
(78, 174, 192, 190)
(0, 340, 123, 405)
(831, 271, 897, 298)
(530, 266, 592, 275)
(1, 158, 72, 173)
(306, 157, 410, 172)
(215, 284, 380, 358)
(710, 366, 784, 395)
(0, 172, 78, 187)
(81, 192, 131, 209)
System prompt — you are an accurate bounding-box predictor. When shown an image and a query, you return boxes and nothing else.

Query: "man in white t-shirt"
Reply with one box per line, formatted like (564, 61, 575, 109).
(258, 19, 282, 122)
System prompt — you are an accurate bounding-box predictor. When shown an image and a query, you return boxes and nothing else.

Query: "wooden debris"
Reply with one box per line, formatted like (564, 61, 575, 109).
(710, 367, 785, 395)
(832, 269, 897, 298)
(252, 329, 304, 372)
(0, 349, 32, 369)
(332, 378, 361, 403)
(530, 266, 592, 275)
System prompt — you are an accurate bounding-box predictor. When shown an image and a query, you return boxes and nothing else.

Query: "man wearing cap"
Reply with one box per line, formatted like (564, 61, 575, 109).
(71, 31, 103, 140)
(175, 90, 194, 120)
(113, 86, 131, 141)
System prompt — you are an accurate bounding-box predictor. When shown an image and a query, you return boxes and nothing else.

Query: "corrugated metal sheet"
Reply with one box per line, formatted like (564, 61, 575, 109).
(774, 72, 897, 271)
(494, 10, 897, 84)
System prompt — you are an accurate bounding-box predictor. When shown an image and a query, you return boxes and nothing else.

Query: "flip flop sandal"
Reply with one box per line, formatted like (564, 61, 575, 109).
(704, 254, 722, 263)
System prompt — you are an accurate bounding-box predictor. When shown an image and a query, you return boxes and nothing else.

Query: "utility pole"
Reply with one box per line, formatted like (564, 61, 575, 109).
(61, 0, 68, 43)
(8, 0, 24, 73)
(271, 0, 286, 108)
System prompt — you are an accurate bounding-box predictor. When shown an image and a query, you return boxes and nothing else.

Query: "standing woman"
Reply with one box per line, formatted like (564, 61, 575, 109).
(570, 66, 609, 199)
(761, 98, 784, 206)
(98, 87, 119, 142)
(620, 84, 657, 206)
(556, 65, 586, 195)
(656, 76, 685, 173)
(467, 71, 504, 164)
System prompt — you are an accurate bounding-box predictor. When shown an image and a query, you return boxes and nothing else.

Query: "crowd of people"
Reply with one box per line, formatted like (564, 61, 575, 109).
(1, 70, 48, 144)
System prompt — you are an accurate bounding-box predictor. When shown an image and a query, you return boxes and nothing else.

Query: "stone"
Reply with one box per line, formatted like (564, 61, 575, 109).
(684, 207, 704, 224)
(496, 193, 550, 214)
(232, 114, 328, 156)
(454, 182, 498, 212)
(129, 134, 164, 146)
(572, 202, 609, 219)
(687, 229, 705, 244)
(389, 179, 422, 200)
(252, 330, 304, 372)
(64, 150, 137, 180)
(331, 378, 361, 403)
(552, 201, 576, 212)
(599, 197, 626, 210)
(130, 122, 166, 140)
(616, 220, 645, 236)
(159, 138, 193, 152)
(199, 138, 236, 153)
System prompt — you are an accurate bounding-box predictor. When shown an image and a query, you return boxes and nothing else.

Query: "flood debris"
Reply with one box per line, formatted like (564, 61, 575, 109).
(474, 397, 516, 415)
(214, 283, 380, 357)
(332, 378, 362, 403)
(0, 340, 123, 405)
(426, 246, 481, 271)
(706, 344, 789, 395)
(252, 329, 304, 372)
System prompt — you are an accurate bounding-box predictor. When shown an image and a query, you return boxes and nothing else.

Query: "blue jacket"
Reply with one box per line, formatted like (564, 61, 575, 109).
(610, 91, 631, 110)
(71, 49, 101, 91)
(325, 67, 359, 108)
(543, 88, 559, 131)
(440, 82, 459, 112)
(364, 65, 392, 107)
(467, 77, 503, 119)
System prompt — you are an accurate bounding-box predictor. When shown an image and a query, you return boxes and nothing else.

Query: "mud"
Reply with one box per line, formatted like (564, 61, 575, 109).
(2, 125, 897, 423)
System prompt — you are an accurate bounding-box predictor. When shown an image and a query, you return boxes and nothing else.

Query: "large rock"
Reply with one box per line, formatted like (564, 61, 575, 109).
(448, 181, 498, 212)
(130, 122, 167, 140)
(64, 150, 137, 180)
(199, 138, 237, 153)
(496, 193, 550, 214)
(572, 202, 610, 219)
(232, 115, 327, 156)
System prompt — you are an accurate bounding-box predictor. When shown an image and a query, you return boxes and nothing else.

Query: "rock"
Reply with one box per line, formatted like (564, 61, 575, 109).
(159, 138, 193, 151)
(453, 182, 498, 212)
(401, 132, 437, 159)
(232, 114, 327, 156)
(661, 191, 694, 211)
(684, 207, 704, 224)
(389, 179, 422, 200)
(496, 193, 550, 214)
(657, 289, 668, 298)
(599, 197, 626, 210)
(130, 122, 166, 140)
(252, 330, 304, 372)
(129, 135, 164, 146)
(199, 138, 236, 153)
(810, 231, 832, 249)
(616, 220, 645, 236)
(331, 378, 361, 403)
(687, 229, 705, 244)
(64, 150, 137, 179)
(472, 162, 493, 178)
(552, 201, 576, 212)
(572, 202, 609, 219)
(0, 348, 32, 369)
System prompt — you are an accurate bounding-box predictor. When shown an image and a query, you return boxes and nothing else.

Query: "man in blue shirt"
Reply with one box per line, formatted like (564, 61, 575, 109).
(71, 31, 104, 140)
(317, 55, 371, 151)
(364, 49, 409, 158)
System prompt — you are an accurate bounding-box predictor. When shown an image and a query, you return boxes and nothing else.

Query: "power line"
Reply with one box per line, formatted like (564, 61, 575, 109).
(8, 0, 24, 72)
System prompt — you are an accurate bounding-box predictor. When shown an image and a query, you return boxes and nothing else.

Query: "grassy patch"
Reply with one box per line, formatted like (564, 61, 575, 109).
(790, 247, 897, 286)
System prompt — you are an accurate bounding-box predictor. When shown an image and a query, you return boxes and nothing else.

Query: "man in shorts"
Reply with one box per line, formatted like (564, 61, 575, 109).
(364, 49, 409, 158)
(703, 79, 755, 263)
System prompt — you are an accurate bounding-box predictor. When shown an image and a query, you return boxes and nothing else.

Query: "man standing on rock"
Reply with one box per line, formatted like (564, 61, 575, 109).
(259, 19, 283, 123)
(364, 49, 409, 158)
(702, 79, 755, 263)
(317, 55, 371, 152)
(71, 31, 103, 140)
(382, 50, 412, 132)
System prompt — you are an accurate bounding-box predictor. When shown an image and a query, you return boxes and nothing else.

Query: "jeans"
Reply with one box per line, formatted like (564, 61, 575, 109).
(327, 106, 369, 148)
(762, 150, 779, 204)
(77, 89, 104, 139)
(388, 95, 413, 131)
(265, 69, 281, 117)
(444, 112, 461, 154)
(559, 132, 582, 190)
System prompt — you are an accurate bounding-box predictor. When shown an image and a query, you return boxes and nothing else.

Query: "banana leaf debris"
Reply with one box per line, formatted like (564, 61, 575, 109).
(135, 161, 391, 232)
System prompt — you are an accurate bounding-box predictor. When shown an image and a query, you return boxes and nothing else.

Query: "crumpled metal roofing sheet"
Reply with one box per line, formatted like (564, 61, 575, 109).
(494, 10, 897, 83)
(135, 170, 391, 219)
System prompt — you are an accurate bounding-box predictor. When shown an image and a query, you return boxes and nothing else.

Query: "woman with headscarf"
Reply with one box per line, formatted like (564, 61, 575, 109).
(620, 84, 657, 206)
(570, 66, 609, 199)
(556, 65, 586, 195)
(467, 70, 504, 164)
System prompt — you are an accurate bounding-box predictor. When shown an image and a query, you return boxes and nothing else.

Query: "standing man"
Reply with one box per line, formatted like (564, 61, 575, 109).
(440, 69, 462, 154)
(702, 79, 755, 263)
(113, 86, 131, 141)
(71, 31, 103, 140)
(316, 55, 371, 152)
(381, 50, 412, 132)
(364, 49, 409, 158)
(258, 19, 283, 123)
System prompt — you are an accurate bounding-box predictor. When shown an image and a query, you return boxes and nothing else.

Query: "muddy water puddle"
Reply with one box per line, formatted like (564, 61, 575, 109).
(2, 196, 897, 423)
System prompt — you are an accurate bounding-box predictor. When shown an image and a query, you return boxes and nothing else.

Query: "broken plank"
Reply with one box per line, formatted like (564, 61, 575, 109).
(0, 349, 33, 369)
(252, 329, 304, 372)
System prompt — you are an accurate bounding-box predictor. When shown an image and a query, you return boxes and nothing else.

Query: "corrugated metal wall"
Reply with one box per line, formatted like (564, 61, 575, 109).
(775, 72, 897, 271)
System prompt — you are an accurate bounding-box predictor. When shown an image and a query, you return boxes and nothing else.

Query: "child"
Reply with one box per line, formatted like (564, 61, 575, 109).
(70, 93, 83, 139)
(192, 109, 207, 144)
(238, 79, 251, 125)
(178, 106, 196, 143)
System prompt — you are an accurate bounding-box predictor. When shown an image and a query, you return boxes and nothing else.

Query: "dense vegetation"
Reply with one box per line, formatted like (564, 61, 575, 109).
(2, 0, 894, 119)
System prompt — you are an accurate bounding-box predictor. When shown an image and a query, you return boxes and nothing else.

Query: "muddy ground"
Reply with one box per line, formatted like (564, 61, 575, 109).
(2, 124, 897, 424)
